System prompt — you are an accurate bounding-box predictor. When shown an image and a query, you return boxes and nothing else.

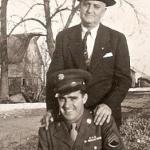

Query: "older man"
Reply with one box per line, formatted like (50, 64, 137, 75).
(39, 69, 125, 150)
(45, 0, 131, 128)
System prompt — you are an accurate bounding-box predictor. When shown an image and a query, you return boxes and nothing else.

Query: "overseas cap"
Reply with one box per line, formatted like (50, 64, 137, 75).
(48, 69, 91, 95)
(78, 0, 116, 7)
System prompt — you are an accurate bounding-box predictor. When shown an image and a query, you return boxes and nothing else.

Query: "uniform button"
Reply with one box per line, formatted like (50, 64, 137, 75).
(94, 146, 97, 150)
(101, 47, 104, 50)
(84, 140, 87, 143)
(86, 118, 92, 124)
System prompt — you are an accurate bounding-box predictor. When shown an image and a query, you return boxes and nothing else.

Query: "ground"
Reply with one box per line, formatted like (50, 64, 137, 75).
(0, 93, 150, 150)
(0, 109, 44, 150)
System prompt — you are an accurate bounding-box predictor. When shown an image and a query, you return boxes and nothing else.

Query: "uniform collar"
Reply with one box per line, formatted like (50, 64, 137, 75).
(64, 115, 83, 132)
(53, 109, 94, 147)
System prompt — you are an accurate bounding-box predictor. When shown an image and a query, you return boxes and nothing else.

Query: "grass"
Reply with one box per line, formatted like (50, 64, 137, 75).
(12, 108, 150, 150)
(1, 95, 150, 150)
(13, 136, 38, 150)
(120, 108, 150, 150)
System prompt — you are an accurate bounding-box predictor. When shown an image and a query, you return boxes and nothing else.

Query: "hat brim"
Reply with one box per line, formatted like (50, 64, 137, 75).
(48, 69, 91, 94)
(77, 0, 116, 7)
(56, 84, 87, 95)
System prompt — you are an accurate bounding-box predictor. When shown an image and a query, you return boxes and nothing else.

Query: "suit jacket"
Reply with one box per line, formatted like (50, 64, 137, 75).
(46, 24, 131, 126)
(38, 110, 125, 150)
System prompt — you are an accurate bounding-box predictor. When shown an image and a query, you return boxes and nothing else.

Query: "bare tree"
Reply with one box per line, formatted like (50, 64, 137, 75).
(64, 0, 79, 29)
(0, 0, 9, 100)
(43, 0, 55, 58)
(0, 0, 79, 100)
(8, 0, 79, 57)
(118, 0, 148, 36)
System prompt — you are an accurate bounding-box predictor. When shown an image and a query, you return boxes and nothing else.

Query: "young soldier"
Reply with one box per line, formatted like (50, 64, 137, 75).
(38, 69, 125, 150)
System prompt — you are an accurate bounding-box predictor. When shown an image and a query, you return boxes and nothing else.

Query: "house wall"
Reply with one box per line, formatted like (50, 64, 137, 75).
(130, 70, 136, 87)
(25, 38, 43, 78)
(8, 63, 24, 77)
(0, 36, 44, 98)
(138, 79, 150, 87)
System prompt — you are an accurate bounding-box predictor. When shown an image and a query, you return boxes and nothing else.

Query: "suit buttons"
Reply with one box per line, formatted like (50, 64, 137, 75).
(94, 146, 98, 150)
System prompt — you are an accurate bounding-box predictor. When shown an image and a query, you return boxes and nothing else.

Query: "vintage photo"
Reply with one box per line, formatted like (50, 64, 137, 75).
(0, 0, 150, 149)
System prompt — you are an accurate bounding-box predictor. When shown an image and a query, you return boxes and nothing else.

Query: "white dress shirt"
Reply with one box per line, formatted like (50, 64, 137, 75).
(81, 25, 99, 59)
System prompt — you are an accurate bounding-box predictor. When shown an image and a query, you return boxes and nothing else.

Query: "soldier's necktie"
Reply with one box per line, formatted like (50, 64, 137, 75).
(82, 30, 91, 68)
(70, 123, 78, 141)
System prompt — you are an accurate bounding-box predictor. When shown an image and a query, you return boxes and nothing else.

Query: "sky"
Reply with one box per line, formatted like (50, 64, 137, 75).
(5, 0, 150, 75)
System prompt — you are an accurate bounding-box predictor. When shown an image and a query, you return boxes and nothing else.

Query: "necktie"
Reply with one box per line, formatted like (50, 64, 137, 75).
(82, 31, 91, 68)
(70, 123, 78, 141)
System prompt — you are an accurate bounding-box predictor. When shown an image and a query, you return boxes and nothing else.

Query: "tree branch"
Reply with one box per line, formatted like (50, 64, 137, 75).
(54, 0, 66, 27)
(8, 18, 46, 36)
(64, 3, 79, 29)
(50, 7, 69, 19)
(23, 3, 44, 19)
(123, 0, 140, 25)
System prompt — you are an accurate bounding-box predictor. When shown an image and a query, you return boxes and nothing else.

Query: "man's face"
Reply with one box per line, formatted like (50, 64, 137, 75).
(57, 90, 87, 123)
(80, 0, 106, 28)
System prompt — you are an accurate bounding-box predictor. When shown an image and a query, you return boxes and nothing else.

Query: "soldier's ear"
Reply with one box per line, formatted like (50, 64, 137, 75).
(83, 93, 88, 104)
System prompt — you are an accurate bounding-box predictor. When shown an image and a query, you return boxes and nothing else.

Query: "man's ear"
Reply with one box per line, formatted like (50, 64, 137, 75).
(83, 93, 88, 104)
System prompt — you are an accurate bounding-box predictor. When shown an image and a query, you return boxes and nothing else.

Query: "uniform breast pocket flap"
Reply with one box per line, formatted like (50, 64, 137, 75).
(83, 136, 102, 150)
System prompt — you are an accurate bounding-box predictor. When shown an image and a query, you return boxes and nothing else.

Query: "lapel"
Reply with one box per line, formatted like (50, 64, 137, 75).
(89, 24, 111, 72)
(68, 24, 87, 70)
(53, 121, 74, 147)
(68, 24, 111, 72)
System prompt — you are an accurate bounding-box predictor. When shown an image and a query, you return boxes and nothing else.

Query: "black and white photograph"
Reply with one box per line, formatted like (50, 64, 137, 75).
(0, 0, 150, 149)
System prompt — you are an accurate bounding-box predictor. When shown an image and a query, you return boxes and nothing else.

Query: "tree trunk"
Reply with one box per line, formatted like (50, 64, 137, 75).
(64, 1, 79, 29)
(43, 0, 55, 58)
(0, 0, 9, 100)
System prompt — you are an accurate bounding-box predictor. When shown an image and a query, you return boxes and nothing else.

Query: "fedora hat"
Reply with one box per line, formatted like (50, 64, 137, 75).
(78, 0, 116, 7)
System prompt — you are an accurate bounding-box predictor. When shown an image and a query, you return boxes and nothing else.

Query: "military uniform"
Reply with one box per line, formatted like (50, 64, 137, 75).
(39, 69, 125, 150)
(38, 109, 125, 150)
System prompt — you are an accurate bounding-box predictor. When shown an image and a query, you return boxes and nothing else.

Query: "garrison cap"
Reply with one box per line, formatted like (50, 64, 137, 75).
(78, 0, 116, 7)
(48, 69, 91, 95)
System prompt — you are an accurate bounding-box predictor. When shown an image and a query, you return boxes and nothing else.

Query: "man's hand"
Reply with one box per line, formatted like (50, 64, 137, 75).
(94, 104, 112, 126)
(40, 110, 54, 130)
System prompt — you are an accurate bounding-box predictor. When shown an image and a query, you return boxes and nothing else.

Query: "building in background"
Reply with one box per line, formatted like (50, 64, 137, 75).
(130, 66, 150, 88)
(0, 33, 44, 102)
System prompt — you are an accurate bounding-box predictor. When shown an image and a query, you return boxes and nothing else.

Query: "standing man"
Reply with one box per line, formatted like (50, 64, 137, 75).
(38, 69, 125, 150)
(45, 0, 131, 128)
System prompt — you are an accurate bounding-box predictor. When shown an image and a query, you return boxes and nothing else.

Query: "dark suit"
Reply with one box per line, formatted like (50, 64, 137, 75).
(46, 24, 131, 126)
(38, 110, 125, 150)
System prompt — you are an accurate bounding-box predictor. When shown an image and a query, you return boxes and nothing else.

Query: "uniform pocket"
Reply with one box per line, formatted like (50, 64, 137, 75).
(83, 137, 102, 150)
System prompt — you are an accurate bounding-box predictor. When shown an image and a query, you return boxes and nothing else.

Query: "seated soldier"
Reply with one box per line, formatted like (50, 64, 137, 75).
(38, 69, 125, 150)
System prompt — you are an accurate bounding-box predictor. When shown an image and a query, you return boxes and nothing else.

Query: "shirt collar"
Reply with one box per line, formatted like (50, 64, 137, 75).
(81, 24, 100, 39)
(64, 115, 83, 132)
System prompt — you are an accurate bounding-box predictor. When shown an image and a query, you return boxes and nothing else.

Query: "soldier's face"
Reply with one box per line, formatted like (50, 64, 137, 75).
(80, 0, 106, 29)
(58, 90, 87, 123)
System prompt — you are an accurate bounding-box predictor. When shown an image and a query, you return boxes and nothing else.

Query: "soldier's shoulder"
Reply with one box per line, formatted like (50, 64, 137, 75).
(83, 109, 95, 125)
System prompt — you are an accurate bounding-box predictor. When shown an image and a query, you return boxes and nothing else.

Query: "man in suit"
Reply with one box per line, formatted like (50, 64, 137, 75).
(38, 69, 125, 150)
(44, 0, 131, 128)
